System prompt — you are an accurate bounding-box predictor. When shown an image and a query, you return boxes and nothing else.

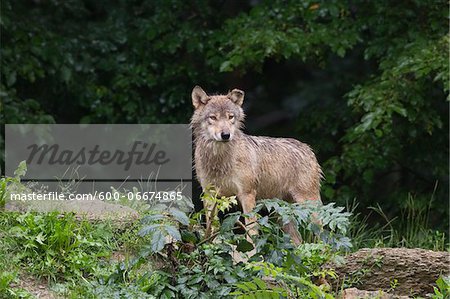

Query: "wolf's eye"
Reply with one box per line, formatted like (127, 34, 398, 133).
(209, 115, 217, 121)
(228, 114, 235, 120)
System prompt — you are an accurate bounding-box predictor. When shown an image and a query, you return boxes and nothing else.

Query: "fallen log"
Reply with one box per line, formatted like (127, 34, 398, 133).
(327, 247, 450, 296)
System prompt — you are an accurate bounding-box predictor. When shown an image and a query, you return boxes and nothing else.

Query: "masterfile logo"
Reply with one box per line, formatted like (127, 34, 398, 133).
(5, 124, 192, 196)
(26, 141, 170, 171)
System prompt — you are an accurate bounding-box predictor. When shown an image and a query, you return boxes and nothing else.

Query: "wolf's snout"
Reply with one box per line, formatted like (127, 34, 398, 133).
(221, 132, 231, 141)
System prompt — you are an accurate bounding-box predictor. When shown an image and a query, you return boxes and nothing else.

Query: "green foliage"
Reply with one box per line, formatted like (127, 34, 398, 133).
(138, 206, 188, 254)
(134, 192, 246, 298)
(392, 195, 448, 250)
(168, 243, 245, 298)
(0, 161, 28, 209)
(431, 276, 450, 299)
(243, 261, 333, 299)
(1, 0, 225, 124)
(283, 0, 449, 229)
(0, 178, 11, 209)
(115, 192, 352, 298)
(202, 185, 239, 213)
(252, 199, 352, 255)
(202, 185, 239, 227)
(7, 211, 113, 282)
(68, 281, 156, 299)
(0, 271, 34, 299)
(231, 277, 287, 299)
(347, 198, 448, 251)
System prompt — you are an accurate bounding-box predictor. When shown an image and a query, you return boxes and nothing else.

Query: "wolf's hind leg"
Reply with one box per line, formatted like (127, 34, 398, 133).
(287, 191, 323, 245)
(291, 190, 322, 205)
(283, 222, 302, 245)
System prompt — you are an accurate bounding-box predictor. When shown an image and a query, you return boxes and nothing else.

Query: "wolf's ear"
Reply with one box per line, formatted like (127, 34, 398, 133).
(228, 89, 245, 106)
(192, 86, 209, 109)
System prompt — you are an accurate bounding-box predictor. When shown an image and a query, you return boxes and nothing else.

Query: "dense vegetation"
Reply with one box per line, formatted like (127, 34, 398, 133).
(0, 0, 448, 298)
(2, 0, 448, 231)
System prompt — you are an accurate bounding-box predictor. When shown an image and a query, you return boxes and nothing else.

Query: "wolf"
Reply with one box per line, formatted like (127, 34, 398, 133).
(190, 86, 322, 245)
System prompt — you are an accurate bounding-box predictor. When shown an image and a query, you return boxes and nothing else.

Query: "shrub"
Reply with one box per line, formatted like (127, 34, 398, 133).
(107, 186, 352, 298)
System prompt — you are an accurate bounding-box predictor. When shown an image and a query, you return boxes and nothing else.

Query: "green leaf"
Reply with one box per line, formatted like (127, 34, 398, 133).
(138, 224, 161, 237)
(337, 47, 346, 57)
(61, 66, 72, 83)
(151, 229, 166, 253)
(164, 224, 181, 241)
(236, 239, 254, 253)
(169, 207, 189, 225)
(14, 161, 27, 178)
(7, 70, 16, 86)
(258, 216, 269, 227)
(181, 230, 198, 243)
(244, 282, 257, 291)
(263, 200, 282, 213)
(391, 105, 407, 117)
(235, 283, 250, 292)
(253, 278, 266, 290)
(221, 212, 241, 232)
(270, 292, 280, 299)
(142, 214, 166, 223)
(220, 61, 233, 72)
(35, 232, 46, 245)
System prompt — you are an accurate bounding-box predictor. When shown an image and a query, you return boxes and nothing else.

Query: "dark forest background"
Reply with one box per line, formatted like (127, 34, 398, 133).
(1, 0, 448, 235)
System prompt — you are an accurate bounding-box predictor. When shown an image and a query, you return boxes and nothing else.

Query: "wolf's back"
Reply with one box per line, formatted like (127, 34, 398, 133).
(238, 134, 322, 201)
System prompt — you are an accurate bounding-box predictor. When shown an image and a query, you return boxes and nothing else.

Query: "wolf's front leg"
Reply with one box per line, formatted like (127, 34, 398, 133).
(226, 190, 255, 264)
(238, 190, 258, 240)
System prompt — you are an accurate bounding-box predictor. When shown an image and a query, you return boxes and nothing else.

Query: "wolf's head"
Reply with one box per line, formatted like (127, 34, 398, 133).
(190, 86, 245, 142)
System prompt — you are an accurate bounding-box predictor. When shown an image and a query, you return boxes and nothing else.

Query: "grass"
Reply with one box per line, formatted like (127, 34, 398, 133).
(0, 207, 158, 298)
(0, 213, 34, 299)
(347, 194, 448, 251)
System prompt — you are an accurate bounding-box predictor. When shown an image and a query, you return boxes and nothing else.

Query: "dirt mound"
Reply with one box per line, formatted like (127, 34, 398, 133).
(5, 199, 139, 222)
